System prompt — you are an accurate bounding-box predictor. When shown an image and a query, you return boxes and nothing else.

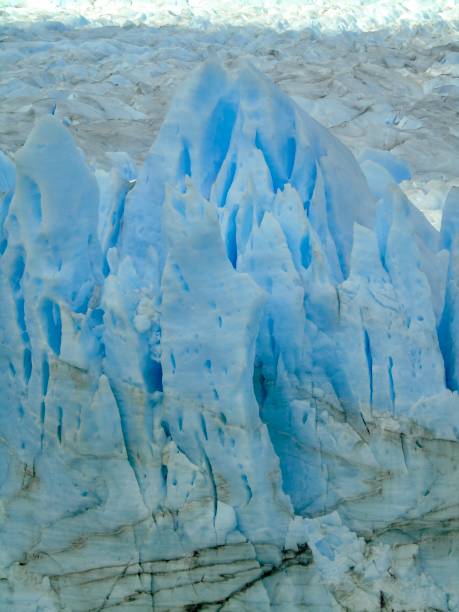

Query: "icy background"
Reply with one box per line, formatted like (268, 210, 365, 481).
(1, 0, 459, 228)
(1, 2, 459, 611)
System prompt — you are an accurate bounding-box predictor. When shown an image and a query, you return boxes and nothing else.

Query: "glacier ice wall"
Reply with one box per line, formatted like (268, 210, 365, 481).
(1, 62, 459, 611)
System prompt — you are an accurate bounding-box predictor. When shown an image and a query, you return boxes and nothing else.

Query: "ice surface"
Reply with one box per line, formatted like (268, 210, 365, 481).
(1, 58, 459, 610)
(1, 0, 459, 232)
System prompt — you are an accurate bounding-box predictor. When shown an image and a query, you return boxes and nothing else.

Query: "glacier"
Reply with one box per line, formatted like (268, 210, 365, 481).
(1, 61, 459, 610)
(2, 0, 459, 233)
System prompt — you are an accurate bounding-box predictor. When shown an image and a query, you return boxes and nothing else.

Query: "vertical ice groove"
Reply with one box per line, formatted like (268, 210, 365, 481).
(438, 187, 459, 390)
(363, 328, 373, 407)
(201, 97, 238, 198)
(388, 356, 396, 413)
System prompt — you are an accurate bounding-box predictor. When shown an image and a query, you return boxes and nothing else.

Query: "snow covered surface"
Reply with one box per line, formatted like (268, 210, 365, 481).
(1, 0, 459, 228)
(1, 2, 459, 610)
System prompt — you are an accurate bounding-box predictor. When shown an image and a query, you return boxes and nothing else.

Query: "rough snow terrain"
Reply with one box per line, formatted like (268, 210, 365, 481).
(1, 0, 459, 227)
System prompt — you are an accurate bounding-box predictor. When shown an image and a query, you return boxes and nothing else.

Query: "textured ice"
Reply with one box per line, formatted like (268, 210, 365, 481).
(1, 62, 459, 610)
(2, 0, 459, 234)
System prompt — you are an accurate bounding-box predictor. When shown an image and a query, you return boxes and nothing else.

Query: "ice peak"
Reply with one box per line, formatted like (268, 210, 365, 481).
(121, 62, 375, 281)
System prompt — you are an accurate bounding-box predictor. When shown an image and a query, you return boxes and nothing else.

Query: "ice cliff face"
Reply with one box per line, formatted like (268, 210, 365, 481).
(1, 62, 459, 611)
